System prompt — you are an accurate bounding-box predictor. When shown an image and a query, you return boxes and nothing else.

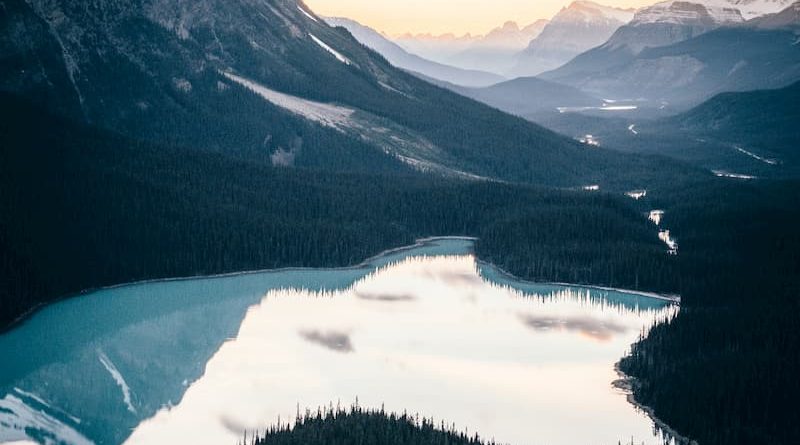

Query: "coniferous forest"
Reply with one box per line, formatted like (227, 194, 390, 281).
(248, 404, 494, 445)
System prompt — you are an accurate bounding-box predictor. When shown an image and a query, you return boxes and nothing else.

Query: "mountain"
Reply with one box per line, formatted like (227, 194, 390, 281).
(391, 20, 548, 76)
(0, 0, 679, 188)
(441, 76, 602, 119)
(651, 80, 800, 175)
(541, 2, 800, 107)
(540, 1, 797, 100)
(508, 1, 635, 77)
(442, 20, 549, 75)
(539, 81, 800, 178)
(393, 32, 480, 64)
(0, 0, 705, 192)
(323, 17, 504, 87)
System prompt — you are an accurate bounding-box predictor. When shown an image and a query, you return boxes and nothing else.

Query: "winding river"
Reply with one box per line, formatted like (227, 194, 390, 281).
(0, 238, 677, 445)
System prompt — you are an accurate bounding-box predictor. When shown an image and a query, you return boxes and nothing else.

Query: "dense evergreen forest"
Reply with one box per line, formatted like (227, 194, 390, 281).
(247, 404, 493, 445)
(0, 93, 676, 328)
(620, 179, 800, 445)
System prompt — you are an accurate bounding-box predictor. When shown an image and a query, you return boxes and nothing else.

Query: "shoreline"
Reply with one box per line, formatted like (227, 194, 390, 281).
(479, 261, 681, 304)
(1, 235, 678, 333)
(613, 363, 697, 445)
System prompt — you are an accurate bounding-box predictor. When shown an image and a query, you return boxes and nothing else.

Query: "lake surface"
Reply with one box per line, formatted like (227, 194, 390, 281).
(0, 239, 677, 445)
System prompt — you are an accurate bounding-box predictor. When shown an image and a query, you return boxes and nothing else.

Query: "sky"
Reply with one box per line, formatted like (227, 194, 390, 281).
(304, 0, 655, 36)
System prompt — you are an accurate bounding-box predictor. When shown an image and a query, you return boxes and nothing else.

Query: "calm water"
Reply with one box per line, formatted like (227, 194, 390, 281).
(0, 239, 677, 445)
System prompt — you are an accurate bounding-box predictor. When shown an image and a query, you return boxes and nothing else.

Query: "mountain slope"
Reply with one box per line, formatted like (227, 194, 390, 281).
(323, 17, 505, 87)
(650, 80, 800, 175)
(0, 0, 691, 189)
(549, 81, 800, 178)
(443, 76, 602, 118)
(509, 1, 634, 77)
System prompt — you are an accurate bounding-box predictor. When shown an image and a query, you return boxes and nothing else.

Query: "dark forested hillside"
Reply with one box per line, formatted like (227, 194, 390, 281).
(529, 81, 800, 180)
(0, 93, 678, 328)
(620, 179, 800, 445)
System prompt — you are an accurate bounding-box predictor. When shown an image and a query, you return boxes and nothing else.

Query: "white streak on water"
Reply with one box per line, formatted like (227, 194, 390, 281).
(649, 210, 664, 226)
(713, 170, 757, 180)
(98, 350, 137, 414)
(626, 190, 646, 200)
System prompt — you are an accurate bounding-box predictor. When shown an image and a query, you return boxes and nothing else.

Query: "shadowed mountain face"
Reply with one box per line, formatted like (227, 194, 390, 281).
(0, 0, 692, 187)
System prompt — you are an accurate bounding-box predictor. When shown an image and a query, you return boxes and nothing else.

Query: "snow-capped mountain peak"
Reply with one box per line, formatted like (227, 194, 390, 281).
(727, 0, 797, 19)
(630, 0, 795, 26)
(554, 1, 636, 25)
(631, 1, 745, 26)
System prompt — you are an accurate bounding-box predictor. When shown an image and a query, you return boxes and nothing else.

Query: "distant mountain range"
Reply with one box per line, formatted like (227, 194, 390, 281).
(392, 20, 549, 76)
(509, 1, 635, 77)
(540, 0, 800, 107)
(324, 17, 505, 87)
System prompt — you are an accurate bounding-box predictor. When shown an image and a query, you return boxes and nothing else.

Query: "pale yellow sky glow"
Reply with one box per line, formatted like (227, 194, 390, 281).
(305, 0, 655, 36)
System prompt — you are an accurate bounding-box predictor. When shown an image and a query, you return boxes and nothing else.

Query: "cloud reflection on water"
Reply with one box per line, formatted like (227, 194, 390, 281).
(519, 314, 629, 342)
(299, 330, 354, 353)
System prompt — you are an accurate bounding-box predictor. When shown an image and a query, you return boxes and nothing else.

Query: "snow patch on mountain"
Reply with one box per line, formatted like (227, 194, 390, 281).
(223, 72, 354, 130)
(309, 34, 352, 64)
(632, 0, 745, 25)
(727, 0, 796, 19)
(631, 0, 793, 25)
(297, 5, 318, 22)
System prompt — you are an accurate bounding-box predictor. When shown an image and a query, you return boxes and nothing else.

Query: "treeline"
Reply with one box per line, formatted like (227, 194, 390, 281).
(620, 179, 800, 445)
(0, 93, 677, 328)
(248, 404, 493, 445)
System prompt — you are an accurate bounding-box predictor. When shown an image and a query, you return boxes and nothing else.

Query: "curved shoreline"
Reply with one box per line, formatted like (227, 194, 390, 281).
(613, 363, 698, 445)
(1, 236, 679, 333)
